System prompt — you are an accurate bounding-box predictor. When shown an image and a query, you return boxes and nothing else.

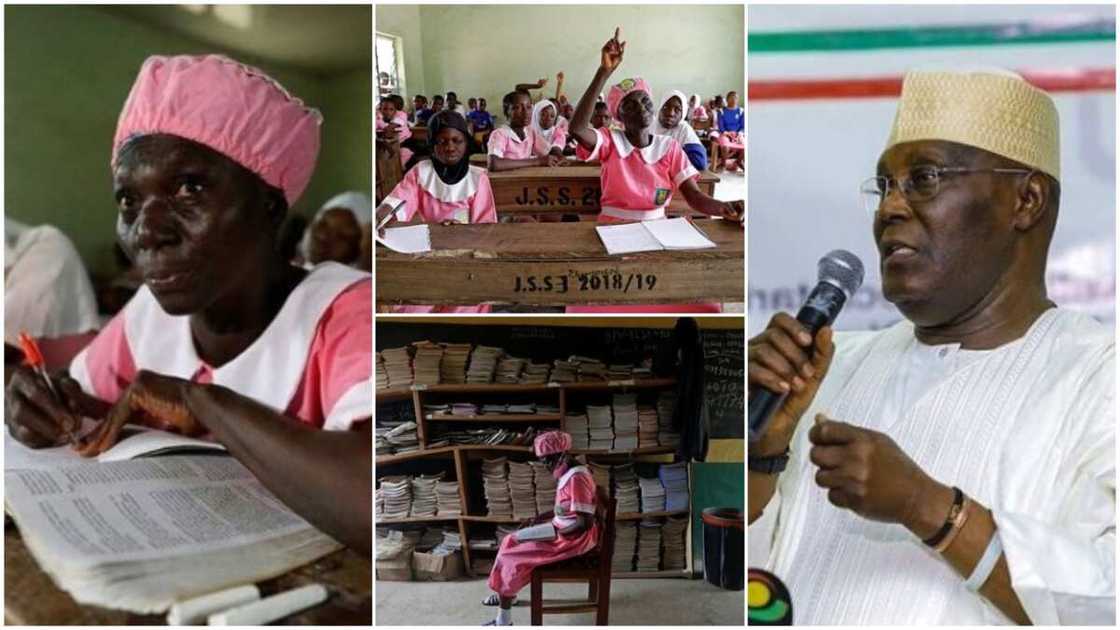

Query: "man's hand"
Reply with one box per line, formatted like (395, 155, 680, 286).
(809, 416, 950, 535)
(748, 314, 835, 456)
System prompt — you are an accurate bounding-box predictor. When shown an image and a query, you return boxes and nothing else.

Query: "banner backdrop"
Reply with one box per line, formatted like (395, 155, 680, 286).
(747, 7, 1116, 336)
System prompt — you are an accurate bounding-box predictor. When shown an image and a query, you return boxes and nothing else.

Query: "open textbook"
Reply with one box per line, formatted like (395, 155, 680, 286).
(5, 425, 341, 613)
(595, 217, 717, 255)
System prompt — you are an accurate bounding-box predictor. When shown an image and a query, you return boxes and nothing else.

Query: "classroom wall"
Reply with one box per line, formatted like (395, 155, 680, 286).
(376, 4, 427, 98)
(385, 4, 743, 120)
(5, 6, 371, 278)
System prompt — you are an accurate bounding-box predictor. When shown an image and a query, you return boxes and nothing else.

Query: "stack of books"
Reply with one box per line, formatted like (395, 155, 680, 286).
(661, 516, 688, 571)
(613, 464, 641, 514)
(656, 391, 680, 447)
(637, 404, 659, 447)
(612, 393, 639, 450)
(508, 461, 538, 519)
(496, 356, 526, 384)
(563, 413, 590, 449)
(639, 474, 666, 513)
(378, 476, 412, 519)
(587, 406, 615, 451)
(530, 461, 557, 514)
(467, 346, 503, 384)
(658, 463, 690, 512)
(436, 480, 462, 516)
(375, 353, 388, 390)
(636, 519, 663, 571)
(382, 347, 414, 388)
(412, 341, 443, 386)
(520, 362, 551, 384)
(481, 457, 512, 518)
(409, 474, 441, 518)
(612, 522, 638, 572)
(551, 359, 578, 383)
(440, 343, 472, 384)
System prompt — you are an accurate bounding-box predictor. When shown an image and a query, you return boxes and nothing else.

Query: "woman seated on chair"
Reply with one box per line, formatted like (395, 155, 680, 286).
(483, 431, 600, 626)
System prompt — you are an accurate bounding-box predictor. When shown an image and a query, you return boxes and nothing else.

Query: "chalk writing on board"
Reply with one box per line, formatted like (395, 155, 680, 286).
(508, 326, 559, 342)
(514, 186, 598, 207)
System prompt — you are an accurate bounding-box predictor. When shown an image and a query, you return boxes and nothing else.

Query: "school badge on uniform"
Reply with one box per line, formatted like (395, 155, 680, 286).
(653, 188, 670, 206)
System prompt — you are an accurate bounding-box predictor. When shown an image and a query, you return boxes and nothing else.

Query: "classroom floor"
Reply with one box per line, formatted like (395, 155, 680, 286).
(375, 576, 744, 626)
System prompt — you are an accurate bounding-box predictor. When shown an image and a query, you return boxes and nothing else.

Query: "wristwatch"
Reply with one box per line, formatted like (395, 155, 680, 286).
(748, 449, 790, 474)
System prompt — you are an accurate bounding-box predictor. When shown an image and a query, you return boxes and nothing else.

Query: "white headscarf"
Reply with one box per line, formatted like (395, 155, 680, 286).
(298, 191, 373, 265)
(653, 90, 702, 149)
(530, 100, 559, 142)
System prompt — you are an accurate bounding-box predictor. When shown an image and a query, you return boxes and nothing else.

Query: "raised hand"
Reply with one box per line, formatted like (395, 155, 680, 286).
(601, 27, 626, 73)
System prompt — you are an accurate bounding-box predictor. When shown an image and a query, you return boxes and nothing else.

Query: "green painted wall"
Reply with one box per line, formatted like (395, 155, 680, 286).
(5, 6, 370, 278)
(376, 4, 743, 121)
(691, 462, 744, 577)
(375, 4, 427, 98)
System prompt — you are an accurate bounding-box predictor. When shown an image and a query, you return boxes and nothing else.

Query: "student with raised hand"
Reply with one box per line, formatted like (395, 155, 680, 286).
(4, 54, 372, 555)
(487, 90, 565, 171)
(568, 28, 742, 223)
(653, 89, 708, 171)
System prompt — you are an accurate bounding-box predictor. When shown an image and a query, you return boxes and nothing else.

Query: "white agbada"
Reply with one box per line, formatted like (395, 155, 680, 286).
(749, 308, 1115, 625)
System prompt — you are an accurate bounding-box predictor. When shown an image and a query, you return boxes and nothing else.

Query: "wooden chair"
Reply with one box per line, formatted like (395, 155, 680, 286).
(529, 486, 616, 626)
(375, 138, 403, 204)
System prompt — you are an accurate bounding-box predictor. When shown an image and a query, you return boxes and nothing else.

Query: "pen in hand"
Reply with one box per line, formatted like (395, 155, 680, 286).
(18, 332, 81, 447)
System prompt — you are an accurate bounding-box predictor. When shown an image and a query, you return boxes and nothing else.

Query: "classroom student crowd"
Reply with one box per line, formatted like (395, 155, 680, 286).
(374, 28, 744, 231)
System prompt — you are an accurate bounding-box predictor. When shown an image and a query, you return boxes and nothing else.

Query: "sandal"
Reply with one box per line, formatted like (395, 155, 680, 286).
(482, 594, 517, 606)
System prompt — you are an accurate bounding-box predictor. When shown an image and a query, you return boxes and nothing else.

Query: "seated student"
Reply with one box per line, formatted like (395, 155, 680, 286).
(377, 95, 413, 167)
(689, 93, 708, 122)
(430, 94, 446, 117)
(376, 111, 494, 314)
(413, 94, 433, 125)
(590, 101, 612, 130)
(714, 90, 744, 172)
(482, 431, 599, 626)
(487, 90, 564, 171)
(446, 91, 468, 117)
(302, 192, 372, 270)
(377, 111, 497, 226)
(5, 54, 372, 555)
(653, 90, 708, 171)
(530, 99, 567, 158)
(569, 28, 742, 224)
(468, 96, 478, 113)
(468, 97, 495, 144)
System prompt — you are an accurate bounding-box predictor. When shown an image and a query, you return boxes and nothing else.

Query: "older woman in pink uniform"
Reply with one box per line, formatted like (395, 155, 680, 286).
(482, 431, 600, 626)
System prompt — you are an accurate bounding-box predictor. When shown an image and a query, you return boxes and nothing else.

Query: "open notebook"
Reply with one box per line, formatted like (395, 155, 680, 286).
(595, 217, 717, 255)
(375, 224, 431, 254)
(4, 423, 339, 613)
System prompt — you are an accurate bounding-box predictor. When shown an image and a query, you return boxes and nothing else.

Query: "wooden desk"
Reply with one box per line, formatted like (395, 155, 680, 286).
(461, 163, 719, 216)
(375, 220, 743, 305)
(4, 523, 371, 625)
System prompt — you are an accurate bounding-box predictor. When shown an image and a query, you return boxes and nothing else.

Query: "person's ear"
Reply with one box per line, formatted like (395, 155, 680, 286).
(1012, 171, 1048, 232)
(263, 188, 288, 229)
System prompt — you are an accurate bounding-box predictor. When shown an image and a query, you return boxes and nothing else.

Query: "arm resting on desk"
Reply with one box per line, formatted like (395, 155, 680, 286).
(183, 383, 373, 557)
(680, 178, 743, 221)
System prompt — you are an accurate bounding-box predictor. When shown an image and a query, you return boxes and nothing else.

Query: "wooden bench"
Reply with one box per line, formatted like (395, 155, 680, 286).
(375, 219, 743, 306)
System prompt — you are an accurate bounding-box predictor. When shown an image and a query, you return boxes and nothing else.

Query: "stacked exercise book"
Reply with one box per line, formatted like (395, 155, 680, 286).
(587, 405, 614, 450)
(611, 393, 639, 450)
(636, 520, 662, 572)
(440, 343, 472, 383)
(467, 346, 503, 383)
(382, 347, 414, 388)
(530, 461, 558, 514)
(436, 480, 462, 516)
(656, 391, 680, 447)
(412, 342, 443, 386)
(563, 412, 590, 449)
(482, 457, 513, 518)
(658, 463, 690, 511)
(612, 522, 639, 572)
(661, 516, 689, 570)
(638, 474, 667, 513)
(508, 461, 538, 519)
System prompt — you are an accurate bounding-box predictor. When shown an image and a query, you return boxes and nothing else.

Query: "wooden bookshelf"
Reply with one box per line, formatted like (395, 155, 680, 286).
(376, 374, 691, 578)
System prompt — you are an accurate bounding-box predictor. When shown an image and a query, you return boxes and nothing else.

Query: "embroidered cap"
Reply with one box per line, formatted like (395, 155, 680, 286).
(533, 430, 573, 457)
(112, 54, 323, 205)
(886, 68, 1060, 180)
(607, 77, 652, 121)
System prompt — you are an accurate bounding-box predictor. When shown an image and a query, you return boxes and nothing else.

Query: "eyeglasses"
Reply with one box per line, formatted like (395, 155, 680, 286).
(859, 166, 1034, 215)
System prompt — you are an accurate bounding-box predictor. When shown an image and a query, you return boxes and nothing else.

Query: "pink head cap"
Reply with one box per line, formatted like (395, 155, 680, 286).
(606, 77, 652, 121)
(534, 430, 573, 457)
(112, 55, 322, 206)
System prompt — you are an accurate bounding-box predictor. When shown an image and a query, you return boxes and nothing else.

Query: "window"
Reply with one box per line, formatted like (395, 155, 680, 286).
(375, 33, 403, 98)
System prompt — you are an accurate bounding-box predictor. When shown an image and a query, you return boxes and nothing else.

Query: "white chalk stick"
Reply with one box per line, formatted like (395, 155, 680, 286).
(207, 583, 329, 626)
(167, 585, 260, 625)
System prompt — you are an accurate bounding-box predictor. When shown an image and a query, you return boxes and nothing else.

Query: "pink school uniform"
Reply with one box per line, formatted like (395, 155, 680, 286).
(487, 466, 600, 598)
(377, 112, 413, 167)
(70, 263, 372, 431)
(487, 125, 544, 160)
(381, 159, 498, 224)
(577, 127, 699, 223)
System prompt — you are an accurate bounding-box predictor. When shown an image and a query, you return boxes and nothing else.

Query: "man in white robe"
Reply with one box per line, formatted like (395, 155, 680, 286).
(748, 69, 1115, 625)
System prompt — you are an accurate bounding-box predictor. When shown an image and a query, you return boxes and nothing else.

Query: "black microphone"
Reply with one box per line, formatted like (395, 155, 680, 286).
(748, 250, 864, 444)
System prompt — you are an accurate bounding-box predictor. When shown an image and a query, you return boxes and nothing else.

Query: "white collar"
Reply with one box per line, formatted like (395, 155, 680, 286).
(557, 464, 590, 489)
(124, 262, 368, 412)
(611, 129, 674, 163)
(415, 160, 481, 203)
(499, 124, 530, 145)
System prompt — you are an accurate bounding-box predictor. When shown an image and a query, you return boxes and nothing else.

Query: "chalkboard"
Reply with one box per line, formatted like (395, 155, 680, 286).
(376, 321, 744, 439)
